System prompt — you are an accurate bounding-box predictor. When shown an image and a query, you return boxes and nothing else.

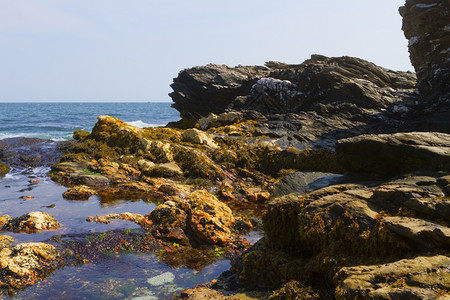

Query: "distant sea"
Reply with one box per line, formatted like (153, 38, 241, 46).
(0, 102, 180, 141)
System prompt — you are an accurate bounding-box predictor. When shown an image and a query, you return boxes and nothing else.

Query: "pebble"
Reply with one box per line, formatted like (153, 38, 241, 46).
(146, 272, 175, 286)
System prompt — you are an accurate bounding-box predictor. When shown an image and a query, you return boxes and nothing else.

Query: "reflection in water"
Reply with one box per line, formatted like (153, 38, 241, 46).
(0, 168, 231, 299)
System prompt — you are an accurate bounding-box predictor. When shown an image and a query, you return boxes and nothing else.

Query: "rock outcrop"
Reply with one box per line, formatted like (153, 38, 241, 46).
(170, 64, 270, 120)
(336, 131, 450, 177)
(400, 0, 450, 104)
(400, 0, 450, 132)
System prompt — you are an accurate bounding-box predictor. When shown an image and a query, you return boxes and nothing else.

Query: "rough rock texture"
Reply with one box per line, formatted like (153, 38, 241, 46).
(400, 0, 450, 132)
(147, 190, 236, 246)
(0, 138, 62, 169)
(0, 242, 61, 290)
(337, 131, 450, 176)
(400, 0, 450, 103)
(335, 255, 450, 300)
(170, 64, 270, 120)
(1, 212, 61, 233)
(239, 173, 450, 297)
(170, 56, 416, 120)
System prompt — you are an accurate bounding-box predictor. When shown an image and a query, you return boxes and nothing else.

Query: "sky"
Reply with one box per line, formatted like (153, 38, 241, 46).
(0, 0, 413, 102)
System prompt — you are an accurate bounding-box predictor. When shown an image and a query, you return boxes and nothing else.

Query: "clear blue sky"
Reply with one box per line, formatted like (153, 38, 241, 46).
(0, 0, 412, 102)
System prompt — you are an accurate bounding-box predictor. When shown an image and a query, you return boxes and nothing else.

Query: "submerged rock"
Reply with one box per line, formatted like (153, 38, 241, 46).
(146, 271, 175, 286)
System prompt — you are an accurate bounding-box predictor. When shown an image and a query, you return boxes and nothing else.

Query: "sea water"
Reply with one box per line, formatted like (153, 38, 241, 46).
(0, 102, 179, 141)
(0, 102, 232, 299)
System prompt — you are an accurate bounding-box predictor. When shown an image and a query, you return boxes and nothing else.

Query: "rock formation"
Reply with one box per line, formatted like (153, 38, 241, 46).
(400, 0, 450, 103)
(400, 0, 450, 132)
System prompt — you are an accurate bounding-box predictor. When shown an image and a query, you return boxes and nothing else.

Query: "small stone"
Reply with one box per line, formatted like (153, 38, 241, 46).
(146, 271, 175, 286)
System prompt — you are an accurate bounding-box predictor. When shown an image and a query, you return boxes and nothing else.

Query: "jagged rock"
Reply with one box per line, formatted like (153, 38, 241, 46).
(405, 196, 450, 221)
(170, 64, 270, 119)
(399, 0, 450, 132)
(382, 216, 450, 250)
(187, 190, 235, 245)
(1, 212, 61, 233)
(143, 140, 173, 163)
(0, 236, 14, 250)
(171, 57, 416, 120)
(173, 145, 225, 180)
(0, 242, 61, 289)
(86, 212, 146, 227)
(90, 115, 145, 152)
(198, 112, 244, 130)
(400, 0, 450, 104)
(63, 185, 96, 200)
(147, 190, 236, 246)
(182, 128, 218, 149)
(335, 255, 450, 300)
(337, 132, 450, 176)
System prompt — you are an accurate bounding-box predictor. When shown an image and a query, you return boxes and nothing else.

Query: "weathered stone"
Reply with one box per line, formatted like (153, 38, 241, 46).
(0, 236, 14, 250)
(187, 190, 235, 245)
(182, 128, 218, 149)
(337, 132, 450, 176)
(63, 185, 96, 200)
(144, 140, 173, 163)
(90, 115, 145, 152)
(173, 145, 225, 180)
(399, 0, 450, 132)
(170, 64, 270, 120)
(335, 255, 450, 300)
(272, 172, 343, 198)
(0, 242, 61, 289)
(2, 212, 61, 233)
(382, 216, 450, 250)
(405, 196, 450, 222)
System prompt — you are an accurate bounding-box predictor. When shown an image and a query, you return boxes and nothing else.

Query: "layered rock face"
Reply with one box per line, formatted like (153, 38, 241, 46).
(170, 56, 416, 121)
(400, 0, 450, 103)
(170, 64, 270, 120)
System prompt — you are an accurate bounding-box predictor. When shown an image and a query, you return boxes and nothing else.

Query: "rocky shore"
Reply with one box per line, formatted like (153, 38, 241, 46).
(0, 0, 449, 298)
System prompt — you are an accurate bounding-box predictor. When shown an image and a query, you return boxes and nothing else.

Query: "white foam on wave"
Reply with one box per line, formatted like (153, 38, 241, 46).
(126, 120, 161, 128)
(0, 132, 72, 142)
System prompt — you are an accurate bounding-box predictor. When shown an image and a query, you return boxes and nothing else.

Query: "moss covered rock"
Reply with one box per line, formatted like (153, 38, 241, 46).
(0, 162, 9, 177)
(335, 255, 450, 300)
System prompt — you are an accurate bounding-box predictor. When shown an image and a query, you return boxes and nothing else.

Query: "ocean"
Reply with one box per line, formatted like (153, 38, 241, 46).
(0, 102, 180, 141)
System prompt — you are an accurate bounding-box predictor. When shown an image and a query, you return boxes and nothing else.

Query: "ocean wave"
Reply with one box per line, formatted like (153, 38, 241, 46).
(0, 132, 73, 142)
(126, 120, 161, 128)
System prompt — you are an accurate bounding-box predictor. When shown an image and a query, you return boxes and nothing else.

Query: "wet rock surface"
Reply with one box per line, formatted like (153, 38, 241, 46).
(1, 212, 61, 233)
(0, 242, 62, 291)
(0, 138, 63, 169)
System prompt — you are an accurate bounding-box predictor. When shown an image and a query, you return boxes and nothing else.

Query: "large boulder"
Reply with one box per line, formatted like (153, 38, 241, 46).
(336, 132, 450, 177)
(170, 64, 270, 120)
